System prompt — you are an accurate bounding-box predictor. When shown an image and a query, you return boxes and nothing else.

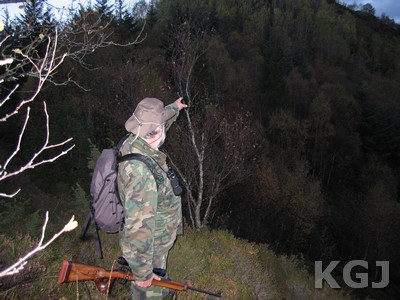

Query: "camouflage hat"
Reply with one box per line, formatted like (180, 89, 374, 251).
(125, 98, 175, 137)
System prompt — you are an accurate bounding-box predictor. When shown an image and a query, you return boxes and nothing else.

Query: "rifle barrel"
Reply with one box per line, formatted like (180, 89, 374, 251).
(188, 285, 221, 298)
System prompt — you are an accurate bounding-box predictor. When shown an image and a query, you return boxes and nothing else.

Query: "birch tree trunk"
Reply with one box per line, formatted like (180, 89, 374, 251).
(166, 11, 261, 229)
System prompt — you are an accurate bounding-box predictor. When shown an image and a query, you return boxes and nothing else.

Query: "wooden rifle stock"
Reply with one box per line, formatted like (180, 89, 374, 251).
(57, 260, 221, 298)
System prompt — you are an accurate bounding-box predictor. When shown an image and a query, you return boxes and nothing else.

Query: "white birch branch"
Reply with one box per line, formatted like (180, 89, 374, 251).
(0, 101, 75, 183)
(0, 211, 78, 278)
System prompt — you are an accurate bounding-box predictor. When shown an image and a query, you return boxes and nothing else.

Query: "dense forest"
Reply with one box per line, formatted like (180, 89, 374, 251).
(1, 0, 400, 299)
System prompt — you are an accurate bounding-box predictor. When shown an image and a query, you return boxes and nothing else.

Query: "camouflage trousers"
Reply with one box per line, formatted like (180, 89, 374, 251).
(130, 253, 170, 300)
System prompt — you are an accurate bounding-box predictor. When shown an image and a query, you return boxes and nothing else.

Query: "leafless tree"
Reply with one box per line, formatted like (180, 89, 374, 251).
(0, 24, 79, 278)
(167, 16, 260, 229)
(0, 26, 76, 197)
(0, 3, 144, 275)
(1, 6, 144, 197)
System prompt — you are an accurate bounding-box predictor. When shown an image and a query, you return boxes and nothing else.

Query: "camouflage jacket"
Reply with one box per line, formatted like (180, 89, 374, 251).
(117, 103, 182, 282)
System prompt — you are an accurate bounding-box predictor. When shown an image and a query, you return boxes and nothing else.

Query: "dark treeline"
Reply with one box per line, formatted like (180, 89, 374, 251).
(1, 0, 400, 298)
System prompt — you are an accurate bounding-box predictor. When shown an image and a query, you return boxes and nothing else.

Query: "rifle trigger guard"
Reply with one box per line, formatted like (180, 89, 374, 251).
(115, 273, 129, 285)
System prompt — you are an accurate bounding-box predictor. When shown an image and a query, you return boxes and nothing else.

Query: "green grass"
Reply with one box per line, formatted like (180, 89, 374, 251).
(0, 216, 350, 299)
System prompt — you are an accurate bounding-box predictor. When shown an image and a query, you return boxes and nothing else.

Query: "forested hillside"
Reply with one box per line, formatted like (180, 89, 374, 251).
(1, 0, 400, 299)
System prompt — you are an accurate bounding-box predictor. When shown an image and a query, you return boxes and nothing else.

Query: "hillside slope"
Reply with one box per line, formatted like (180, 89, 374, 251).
(0, 226, 349, 299)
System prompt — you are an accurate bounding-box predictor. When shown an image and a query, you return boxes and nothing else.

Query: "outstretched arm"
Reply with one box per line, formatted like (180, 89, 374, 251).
(165, 97, 187, 131)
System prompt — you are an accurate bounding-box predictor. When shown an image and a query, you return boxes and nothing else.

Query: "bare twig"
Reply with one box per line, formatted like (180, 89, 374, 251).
(0, 212, 78, 278)
(0, 101, 75, 184)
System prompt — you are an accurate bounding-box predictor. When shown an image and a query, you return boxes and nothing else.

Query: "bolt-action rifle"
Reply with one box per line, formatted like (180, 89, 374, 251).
(57, 260, 221, 298)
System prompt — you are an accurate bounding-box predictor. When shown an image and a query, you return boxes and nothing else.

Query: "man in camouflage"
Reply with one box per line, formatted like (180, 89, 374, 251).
(117, 97, 187, 299)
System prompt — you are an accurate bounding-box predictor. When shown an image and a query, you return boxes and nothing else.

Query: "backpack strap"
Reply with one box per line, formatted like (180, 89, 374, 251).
(114, 133, 162, 190)
(115, 133, 131, 151)
(117, 153, 162, 190)
(110, 133, 131, 171)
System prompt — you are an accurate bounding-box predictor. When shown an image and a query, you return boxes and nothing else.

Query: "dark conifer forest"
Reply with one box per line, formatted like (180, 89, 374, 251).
(1, 0, 400, 298)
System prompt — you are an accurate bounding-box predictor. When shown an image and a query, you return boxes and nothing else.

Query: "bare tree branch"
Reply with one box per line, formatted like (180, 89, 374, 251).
(0, 188, 20, 198)
(1, 102, 75, 180)
(1, 7, 145, 89)
(0, 212, 78, 278)
(0, 101, 75, 196)
(1, 28, 67, 121)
